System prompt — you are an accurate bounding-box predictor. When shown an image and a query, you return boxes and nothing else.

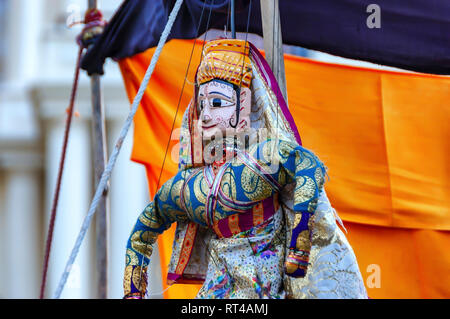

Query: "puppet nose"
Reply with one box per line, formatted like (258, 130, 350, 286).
(202, 115, 211, 123)
(202, 110, 212, 123)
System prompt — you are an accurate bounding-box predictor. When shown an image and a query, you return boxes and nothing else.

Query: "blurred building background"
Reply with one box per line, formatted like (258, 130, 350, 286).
(0, 0, 163, 299)
(0, 0, 398, 299)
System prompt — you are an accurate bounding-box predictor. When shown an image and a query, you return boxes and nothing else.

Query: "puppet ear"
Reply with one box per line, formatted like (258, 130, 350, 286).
(236, 87, 252, 132)
(240, 87, 251, 115)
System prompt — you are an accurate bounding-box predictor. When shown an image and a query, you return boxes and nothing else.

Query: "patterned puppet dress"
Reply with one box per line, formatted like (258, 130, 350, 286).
(124, 138, 331, 298)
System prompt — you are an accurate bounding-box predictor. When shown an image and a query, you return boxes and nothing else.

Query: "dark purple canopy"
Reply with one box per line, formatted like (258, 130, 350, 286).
(81, 0, 450, 75)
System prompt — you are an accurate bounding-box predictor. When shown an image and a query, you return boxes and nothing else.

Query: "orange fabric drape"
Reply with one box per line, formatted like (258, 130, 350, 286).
(118, 39, 450, 299)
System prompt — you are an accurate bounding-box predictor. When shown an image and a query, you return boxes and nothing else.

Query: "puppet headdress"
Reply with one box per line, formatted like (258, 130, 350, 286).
(196, 39, 253, 88)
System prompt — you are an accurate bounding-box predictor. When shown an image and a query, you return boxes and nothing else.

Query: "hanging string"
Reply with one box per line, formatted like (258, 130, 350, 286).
(225, 0, 231, 37)
(211, 0, 269, 295)
(240, 0, 274, 298)
(197, 0, 240, 288)
(199, 0, 215, 61)
(52, 0, 185, 299)
(141, 0, 244, 299)
(138, 0, 211, 298)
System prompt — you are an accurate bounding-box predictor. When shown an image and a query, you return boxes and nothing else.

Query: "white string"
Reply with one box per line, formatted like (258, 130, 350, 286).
(52, 0, 185, 299)
(145, 283, 175, 298)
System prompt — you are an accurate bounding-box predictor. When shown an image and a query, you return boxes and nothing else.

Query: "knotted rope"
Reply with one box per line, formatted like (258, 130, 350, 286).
(76, 8, 108, 48)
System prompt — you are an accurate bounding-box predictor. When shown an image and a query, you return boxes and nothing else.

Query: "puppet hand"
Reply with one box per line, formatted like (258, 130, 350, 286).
(284, 248, 309, 278)
(123, 292, 144, 299)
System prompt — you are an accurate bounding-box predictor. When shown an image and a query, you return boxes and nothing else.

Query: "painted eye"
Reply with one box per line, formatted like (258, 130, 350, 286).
(212, 98, 222, 107)
(212, 98, 233, 107)
(199, 100, 204, 110)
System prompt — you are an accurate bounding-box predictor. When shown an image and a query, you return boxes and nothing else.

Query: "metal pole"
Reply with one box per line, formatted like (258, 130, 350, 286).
(88, 0, 97, 9)
(87, 0, 109, 299)
(260, 0, 288, 102)
(231, 0, 236, 39)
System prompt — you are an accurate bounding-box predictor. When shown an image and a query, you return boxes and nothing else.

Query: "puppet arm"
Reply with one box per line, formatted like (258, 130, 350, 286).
(123, 173, 188, 299)
(278, 141, 326, 278)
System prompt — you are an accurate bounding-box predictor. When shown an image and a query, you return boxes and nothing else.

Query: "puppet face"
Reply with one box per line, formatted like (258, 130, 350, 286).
(197, 79, 251, 140)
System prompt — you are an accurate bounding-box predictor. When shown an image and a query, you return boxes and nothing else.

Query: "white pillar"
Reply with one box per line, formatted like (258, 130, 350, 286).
(43, 118, 93, 298)
(4, 0, 43, 84)
(107, 120, 163, 299)
(2, 167, 42, 298)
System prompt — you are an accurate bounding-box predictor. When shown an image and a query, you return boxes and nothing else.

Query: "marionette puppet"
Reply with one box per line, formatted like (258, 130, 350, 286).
(123, 39, 367, 299)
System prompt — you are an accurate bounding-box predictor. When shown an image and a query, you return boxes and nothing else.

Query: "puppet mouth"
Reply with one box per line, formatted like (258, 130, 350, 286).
(202, 124, 217, 129)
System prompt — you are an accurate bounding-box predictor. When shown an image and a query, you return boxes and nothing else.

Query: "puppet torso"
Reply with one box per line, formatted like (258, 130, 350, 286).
(153, 138, 321, 233)
(125, 139, 367, 299)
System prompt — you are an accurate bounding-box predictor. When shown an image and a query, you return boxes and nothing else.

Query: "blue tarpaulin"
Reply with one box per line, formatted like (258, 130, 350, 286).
(81, 0, 450, 75)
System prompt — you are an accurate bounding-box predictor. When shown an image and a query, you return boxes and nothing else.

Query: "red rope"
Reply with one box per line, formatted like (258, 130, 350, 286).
(39, 8, 107, 299)
(39, 46, 84, 299)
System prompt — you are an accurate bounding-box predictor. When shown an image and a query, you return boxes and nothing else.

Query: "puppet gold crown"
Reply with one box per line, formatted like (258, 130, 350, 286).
(196, 39, 253, 88)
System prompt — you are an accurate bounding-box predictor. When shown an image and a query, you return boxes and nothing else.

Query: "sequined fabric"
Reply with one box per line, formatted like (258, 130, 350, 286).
(124, 138, 326, 297)
(197, 211, 286, 299)
(283, 189, 368, 298)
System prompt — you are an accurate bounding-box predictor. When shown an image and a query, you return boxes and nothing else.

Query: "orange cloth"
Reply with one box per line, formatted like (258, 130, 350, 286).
(118, 39, 450, 299)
